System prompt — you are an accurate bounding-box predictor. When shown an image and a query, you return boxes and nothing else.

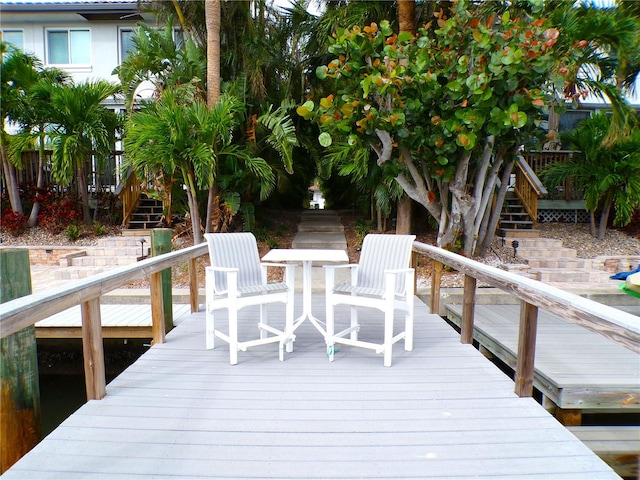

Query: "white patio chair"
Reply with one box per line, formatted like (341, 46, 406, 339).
(204, 233, 295, 365)
(325, 234, 416, 367)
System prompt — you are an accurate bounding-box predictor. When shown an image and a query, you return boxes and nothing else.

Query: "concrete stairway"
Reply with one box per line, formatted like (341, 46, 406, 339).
(502, 237, 639, 287)
(55, 236, 150, 280)
(290, 210, 349, 291)
(292, 210, 347, 250)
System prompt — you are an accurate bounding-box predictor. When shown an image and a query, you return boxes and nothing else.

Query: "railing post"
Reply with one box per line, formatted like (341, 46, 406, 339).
(189, 257, 199, 313)
(81, 297, 106, 400)
(460, 274, 477, 344)
(151, 229, 173, 333)
(515, 300, 538, 397)
(430, 260, 442, 315)
(150, 271, 166, 345)
(0, 249, 41, 473)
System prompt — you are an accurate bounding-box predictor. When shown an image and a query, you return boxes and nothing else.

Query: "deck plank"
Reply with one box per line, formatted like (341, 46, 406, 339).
(2, 296, 620, 479)
(446, 303, 640, 411)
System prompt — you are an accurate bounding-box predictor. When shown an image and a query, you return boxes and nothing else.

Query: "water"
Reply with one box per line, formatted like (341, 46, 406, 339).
(37, 339, 148, 437)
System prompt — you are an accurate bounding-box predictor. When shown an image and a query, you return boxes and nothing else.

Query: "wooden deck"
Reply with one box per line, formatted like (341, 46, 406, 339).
(445, 304, 640, 414)
(2, 296, 621, 479)
(35, 304, 194, 338)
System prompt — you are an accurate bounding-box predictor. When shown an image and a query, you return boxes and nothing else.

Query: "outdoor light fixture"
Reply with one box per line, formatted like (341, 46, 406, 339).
(139, 238, 146, 260)
(512, 240, 519, 260)
(499, 229, 507, 247)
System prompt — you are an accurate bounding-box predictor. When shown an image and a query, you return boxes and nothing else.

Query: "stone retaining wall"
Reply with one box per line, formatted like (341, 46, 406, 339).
(0, 246, 86, 266)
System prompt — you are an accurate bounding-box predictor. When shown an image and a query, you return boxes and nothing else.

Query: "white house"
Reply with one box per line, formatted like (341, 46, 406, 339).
(1, 0, 154, 87)
(1, 0, 158, 187)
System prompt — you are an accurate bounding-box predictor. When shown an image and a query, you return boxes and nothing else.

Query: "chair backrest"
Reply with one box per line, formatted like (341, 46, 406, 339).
(204, 233, 262, 292)
(356, 234, 416, 295)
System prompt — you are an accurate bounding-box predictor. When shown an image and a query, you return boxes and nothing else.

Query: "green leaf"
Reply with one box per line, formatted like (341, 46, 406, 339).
(398, 31, 413, 43)
(380, 20, 393, 37)
(318, 132, 332, 147)
(316, 65, 328, 80)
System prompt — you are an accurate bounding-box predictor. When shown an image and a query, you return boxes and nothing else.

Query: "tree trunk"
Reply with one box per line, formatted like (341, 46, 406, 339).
(27, 136, 46, 228)
(76, 157, 91, 224)
(476, 158, 516, 256)
(394, 0, 415, 234)
(1, 145, 24, 215)
(597, 200, 612, 240)
(397, 0, 416, 35)
(205, 0, 221, 233)
(184, 171, 202, 244)
(396, 195, 412, 234)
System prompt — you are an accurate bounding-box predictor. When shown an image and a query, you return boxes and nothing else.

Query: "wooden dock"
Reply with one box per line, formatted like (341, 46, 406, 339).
(35, 304, 194, 338)
(445, 303, 640, 416)
(2, 296, 621, 479)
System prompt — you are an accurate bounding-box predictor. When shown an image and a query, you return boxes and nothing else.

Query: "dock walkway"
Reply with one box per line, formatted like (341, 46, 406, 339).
(445, 303, 640, 416)
(2, 296, 620, 479)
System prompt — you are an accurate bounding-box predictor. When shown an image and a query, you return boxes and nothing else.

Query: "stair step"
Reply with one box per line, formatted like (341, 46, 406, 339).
(96, 237, 150, 248)
(54, 266, 108, 280)
(70, 256, 139, 267)
(526, 258, 592, 269)
(503, 237, 563, 249)
(500, 229, 540, 238)
(500, 220, 534, 228)
(529, 268, 609, 284)
(291, 232, 347, 250)
(517, 247, 577, 259)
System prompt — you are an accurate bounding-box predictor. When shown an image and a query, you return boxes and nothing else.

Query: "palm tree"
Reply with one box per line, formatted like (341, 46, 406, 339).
(44, 80, 120, 224)
(541, 113, 640, 240)
(124, 87, 276, 244)
(0, 43, 44, 215)
(8, 67, 69, 227)
(114, 20, 206, 111)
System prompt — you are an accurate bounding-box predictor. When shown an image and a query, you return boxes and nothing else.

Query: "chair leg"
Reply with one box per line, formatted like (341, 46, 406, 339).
(229, 307, 238, 366)
(350, 305, 358, 341)
(259, 304, 267, 339)
(285, 290, 295, 353)
(326, 300, 335, 362)
(383, 303, 394, 367)
(405, 299, 414, 352)
(205, 309, 215, 350)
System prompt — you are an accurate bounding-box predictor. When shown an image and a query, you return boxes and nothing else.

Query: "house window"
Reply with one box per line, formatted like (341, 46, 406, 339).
(47, 29, 90, 65)
(119, 28, 136, 62)
(1, 30, 24, 52)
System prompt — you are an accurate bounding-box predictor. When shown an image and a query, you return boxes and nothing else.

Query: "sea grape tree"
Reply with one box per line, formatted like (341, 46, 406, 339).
(298, 1, 572, 255)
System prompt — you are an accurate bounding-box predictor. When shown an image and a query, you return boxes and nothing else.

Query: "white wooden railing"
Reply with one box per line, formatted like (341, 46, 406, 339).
(413, 241, 640, 397)
(0, 243, 207, 400)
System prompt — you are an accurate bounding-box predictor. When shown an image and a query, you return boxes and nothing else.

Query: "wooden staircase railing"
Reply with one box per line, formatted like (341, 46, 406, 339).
(521, 151, 581, 200)
(115, 167, 142, 228)
(513, 155, 548, 228)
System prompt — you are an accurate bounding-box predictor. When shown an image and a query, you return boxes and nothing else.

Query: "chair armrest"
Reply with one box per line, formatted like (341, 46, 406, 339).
(323, 263, 357, 270)
(206, 266, 239, 273)
(384, 268, 414, 275)
(260, 262, 296, 287)
(384, 268, 415, 297)
(205, 265, 238, 296)
(324, 264, 358, 291)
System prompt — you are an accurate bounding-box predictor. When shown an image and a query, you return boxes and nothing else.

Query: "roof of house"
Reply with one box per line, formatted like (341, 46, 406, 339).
(0, 0, 151, 21)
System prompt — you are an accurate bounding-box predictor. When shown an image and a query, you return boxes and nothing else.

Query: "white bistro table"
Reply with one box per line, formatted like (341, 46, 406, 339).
(261, 248, 349, 347)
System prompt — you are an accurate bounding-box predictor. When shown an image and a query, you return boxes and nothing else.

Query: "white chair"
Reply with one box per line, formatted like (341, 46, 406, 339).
(204, 233, 295, 365)
(325, 234, 416, 367)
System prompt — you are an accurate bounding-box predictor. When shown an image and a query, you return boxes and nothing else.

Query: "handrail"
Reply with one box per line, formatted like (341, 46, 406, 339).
(513, 155, 547, 226)
(0, 242, 208, 399)
(522, 151, 581, 201)
(413, 241, 640, 397)
(117, 167, 143, 227)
